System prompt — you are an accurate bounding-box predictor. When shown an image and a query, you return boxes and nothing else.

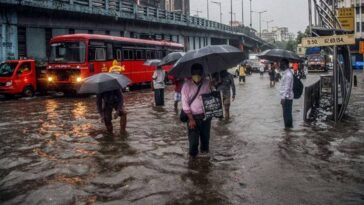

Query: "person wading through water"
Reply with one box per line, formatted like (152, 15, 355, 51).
(214, 70, 236, 120)
(152, 66, 166, 106)
(279, 59, 294, 129)
(97, 89, 127, 134)
(181, 63, 212, 158)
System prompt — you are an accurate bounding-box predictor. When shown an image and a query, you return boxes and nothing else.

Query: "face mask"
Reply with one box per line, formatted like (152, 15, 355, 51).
(192, 75, 202, 83)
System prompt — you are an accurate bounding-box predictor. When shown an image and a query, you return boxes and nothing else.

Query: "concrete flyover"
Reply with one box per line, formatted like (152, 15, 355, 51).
(0, 0, 274, 61)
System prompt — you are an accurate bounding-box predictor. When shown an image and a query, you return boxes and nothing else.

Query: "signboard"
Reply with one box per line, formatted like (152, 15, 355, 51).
(337, 8, 354, 18)
(201, 91, 223, 119)
(337, 8, 354, 31)
(301, 34, 355, 47)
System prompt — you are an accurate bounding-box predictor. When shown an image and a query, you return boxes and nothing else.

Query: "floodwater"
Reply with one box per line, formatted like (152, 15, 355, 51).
(0, 73, 363, 205)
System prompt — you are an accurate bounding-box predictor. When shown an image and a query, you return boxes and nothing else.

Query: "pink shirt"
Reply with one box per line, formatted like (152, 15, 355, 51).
(181, 79, 211, 115)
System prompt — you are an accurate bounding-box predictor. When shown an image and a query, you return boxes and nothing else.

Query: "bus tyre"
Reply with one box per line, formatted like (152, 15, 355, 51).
(23, 86, 34, 97)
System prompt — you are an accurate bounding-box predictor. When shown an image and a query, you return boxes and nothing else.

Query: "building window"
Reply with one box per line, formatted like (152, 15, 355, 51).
(357, 22, 360, 32)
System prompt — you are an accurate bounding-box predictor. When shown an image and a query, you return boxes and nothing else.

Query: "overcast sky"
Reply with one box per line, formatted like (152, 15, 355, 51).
(190, 0, 308, 34)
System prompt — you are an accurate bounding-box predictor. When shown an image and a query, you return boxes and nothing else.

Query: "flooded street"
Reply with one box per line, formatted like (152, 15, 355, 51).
(0, 73, 363, 205)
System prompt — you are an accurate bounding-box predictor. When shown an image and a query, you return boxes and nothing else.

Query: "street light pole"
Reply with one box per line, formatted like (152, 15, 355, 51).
(264, 20, 274, 30)
(231, 0, 233, 26)
(207, 0, 209, 20)
(242, 0, 244, 25)
(255, 10, 267, 38)
(211, 1, 222, 23)
(193, 9, 202, 17)
(250, 0, 252, 27)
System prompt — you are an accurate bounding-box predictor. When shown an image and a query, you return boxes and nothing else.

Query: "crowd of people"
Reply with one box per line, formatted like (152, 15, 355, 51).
(96, 58, 297, 158)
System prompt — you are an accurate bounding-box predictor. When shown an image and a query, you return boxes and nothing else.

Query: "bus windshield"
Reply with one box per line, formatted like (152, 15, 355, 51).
(0, 62, 17, 77)
(49, 41, 86, 63)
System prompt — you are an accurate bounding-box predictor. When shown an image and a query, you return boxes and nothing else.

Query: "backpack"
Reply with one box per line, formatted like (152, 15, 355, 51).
(293, 75, 304, 99)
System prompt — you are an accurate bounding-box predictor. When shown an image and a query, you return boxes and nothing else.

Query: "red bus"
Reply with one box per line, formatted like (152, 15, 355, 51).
(47, 34, 184, 93)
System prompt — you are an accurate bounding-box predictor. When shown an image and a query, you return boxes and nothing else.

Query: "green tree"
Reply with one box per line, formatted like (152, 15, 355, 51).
(286, 40, 297, 52)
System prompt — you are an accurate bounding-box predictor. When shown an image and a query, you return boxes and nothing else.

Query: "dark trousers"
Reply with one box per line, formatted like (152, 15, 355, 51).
(188, 116, 212, 157)
(282, 99, 293, 128)
(239, 76, 245, 83)
(103, 106, 113, 132)
(154, 89, 164, 106)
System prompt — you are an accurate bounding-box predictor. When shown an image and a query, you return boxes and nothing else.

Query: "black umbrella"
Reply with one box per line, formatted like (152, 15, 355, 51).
(169, 45, 244, 78)
(78, 73, 131, 94)
(158, 52, 185, 66)
(257, 49, 302, 62)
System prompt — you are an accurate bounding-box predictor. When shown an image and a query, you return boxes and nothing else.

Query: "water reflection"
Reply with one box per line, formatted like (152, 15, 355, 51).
(0, 74, 363, 204)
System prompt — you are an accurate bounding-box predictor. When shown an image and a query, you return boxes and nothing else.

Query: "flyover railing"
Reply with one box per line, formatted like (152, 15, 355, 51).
(0, 0, 270, 46)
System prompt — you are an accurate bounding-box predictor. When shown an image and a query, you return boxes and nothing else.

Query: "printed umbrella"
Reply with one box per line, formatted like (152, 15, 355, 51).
(158, 52, 185, 66)
(78, 72, 131, 94)
(257, 49, 302, 62)
(169, 45, 244, 78)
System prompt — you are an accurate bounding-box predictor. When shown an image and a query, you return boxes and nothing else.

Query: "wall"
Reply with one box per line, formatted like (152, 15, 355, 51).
(0, 10, 18, 61)
(26, 28, 46, 61)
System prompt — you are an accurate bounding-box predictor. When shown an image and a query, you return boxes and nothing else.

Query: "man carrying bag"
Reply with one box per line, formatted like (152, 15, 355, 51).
(181, 63, 212, 158)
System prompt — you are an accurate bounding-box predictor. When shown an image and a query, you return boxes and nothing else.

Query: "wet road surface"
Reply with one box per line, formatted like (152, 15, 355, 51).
(0, 72, 363, 205)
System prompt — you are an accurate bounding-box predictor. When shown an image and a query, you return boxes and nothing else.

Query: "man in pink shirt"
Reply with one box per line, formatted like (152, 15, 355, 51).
(181, 63, 212, 157)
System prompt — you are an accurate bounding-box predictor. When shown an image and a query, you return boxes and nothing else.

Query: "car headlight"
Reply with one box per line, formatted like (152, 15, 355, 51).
(48, 76, 53, 82)
(76, 77, 82, 82)
(5, 81, 12, 86)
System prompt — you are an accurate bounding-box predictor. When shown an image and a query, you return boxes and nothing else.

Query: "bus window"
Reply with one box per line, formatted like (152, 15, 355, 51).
(116, 49, 122, 61)
(106, 43, 113, 60)
(135, 50, 145, 60)
(123, 49, 134, 60)
(50, 42, 86, 63)
(156, 51, 163, 59)
(95, 48, 106, 61)
(150, 50, 157, 59)
(146, 50, 151, 59)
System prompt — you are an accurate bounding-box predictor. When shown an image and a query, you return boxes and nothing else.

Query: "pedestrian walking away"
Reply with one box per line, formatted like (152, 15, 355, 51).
(268, 62, 276, 87)
(213, 70, 236, 120)
(173, 77, 184, 110)
(97, 89, 127, 134)
(181, 63, 212, 158)
(259, 64, 265, 76)
(238, 64, 247, 84)
(279, 59, 294, 129)
(152, 66, 166, 106)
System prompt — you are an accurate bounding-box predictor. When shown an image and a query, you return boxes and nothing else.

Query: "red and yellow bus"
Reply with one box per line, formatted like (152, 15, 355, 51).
(47, 34, 184, 93)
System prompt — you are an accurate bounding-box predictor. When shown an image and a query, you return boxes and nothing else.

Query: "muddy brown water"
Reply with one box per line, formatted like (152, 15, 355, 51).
(0, 73, 363, 205)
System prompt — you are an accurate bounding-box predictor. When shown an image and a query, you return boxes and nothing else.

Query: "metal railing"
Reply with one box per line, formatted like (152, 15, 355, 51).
(0, 0, 270, 46)
(309, 0, 353, 122)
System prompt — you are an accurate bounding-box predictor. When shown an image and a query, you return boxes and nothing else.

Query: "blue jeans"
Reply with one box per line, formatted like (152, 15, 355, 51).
(187, 115, 211, 157)
(282, 99, 293, 128)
